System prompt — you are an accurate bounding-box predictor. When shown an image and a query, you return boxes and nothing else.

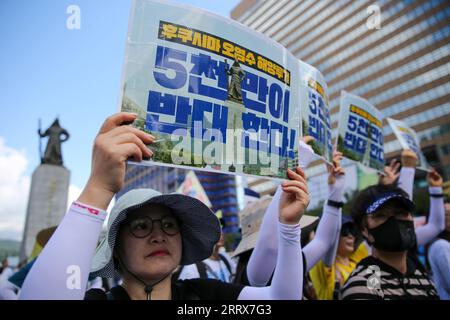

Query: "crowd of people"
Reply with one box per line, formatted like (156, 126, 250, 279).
(0, 112, 448, 300)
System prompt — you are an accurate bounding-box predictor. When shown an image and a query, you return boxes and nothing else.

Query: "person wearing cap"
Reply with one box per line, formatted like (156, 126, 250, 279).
(19, 112, 309, 300)
(245, 140, 346, 296)
(341, 168, 444, 300)
(380, 150, 445, 246)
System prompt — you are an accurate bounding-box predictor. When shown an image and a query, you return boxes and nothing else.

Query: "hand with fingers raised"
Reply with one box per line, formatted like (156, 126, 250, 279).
(280, 167, 310, 225)
(327, 150, 344, 186)
(379, 158, 401, 186)
(77, 112, 155, 210)
(326, 150, 345, 202)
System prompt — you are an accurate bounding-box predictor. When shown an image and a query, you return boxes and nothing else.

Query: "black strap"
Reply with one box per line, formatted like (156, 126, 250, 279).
(197, 256, 233, 281)
(327, 200, 344, 208)
(218, 253, 233, 275)
(430, 193, 444, 198)
(195, 262, 208, 279)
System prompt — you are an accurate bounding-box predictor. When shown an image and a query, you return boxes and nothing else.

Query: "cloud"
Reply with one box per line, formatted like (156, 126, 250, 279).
(0, 137, 30, 241)
(0, 137, 85, 241)
(67, 184, 82, 211)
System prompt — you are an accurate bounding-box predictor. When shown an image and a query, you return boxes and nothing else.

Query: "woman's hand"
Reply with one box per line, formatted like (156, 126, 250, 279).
(427, 167, 443, 187)
(379, 158, 401, 185)
(78, 113, 155, 209)
(401, 149, 418, 168)
(279, 167, 310, 225)
(327, 151, 344, 186)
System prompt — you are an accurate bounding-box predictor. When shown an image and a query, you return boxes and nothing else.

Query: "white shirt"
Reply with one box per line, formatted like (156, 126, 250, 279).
(0, 267, 14, 286)
(178, 252, 236, 283)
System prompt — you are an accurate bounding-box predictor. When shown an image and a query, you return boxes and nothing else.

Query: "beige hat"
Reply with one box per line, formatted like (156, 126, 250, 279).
(232, 195, 319, 257)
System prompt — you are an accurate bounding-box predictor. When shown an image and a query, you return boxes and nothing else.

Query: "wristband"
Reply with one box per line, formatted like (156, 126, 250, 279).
(430, 193, 444, 198)
(327, 200, 344, 208)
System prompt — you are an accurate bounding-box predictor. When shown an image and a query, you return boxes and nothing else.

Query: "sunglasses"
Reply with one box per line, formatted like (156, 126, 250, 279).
(340, 224, 357, 238)
(125, 215, 181, 238)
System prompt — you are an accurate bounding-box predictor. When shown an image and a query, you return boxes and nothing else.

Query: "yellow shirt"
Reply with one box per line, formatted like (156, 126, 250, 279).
(309, 242, 369, 300)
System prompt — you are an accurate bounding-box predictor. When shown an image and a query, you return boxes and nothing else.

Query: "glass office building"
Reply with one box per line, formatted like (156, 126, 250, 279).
(232, 0, 450, 208)
(119, 164, 239, 234)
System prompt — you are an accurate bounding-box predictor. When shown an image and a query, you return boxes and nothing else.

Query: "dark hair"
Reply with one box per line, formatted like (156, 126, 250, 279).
(300, 219, 319, 248)
(351, 184, 411, 230)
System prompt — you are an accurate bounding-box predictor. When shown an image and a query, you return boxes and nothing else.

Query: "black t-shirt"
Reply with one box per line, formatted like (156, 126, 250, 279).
(85, 278, 244, 300)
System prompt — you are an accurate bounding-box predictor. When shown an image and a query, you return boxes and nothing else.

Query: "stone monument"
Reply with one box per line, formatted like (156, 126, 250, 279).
(222, 58, 246, 173)
(19, 118, 71, 261)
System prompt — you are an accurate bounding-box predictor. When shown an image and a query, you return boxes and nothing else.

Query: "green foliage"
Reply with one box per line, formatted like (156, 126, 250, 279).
(0, 239, 20, 261)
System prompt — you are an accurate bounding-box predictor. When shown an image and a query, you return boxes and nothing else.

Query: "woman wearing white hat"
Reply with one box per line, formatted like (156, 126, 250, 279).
(19, 112, 310, 300)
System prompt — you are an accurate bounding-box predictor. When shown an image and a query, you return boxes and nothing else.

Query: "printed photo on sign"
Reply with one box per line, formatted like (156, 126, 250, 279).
(337, 91, 384, 172)
(176, 171, 212, 207)
(298, 60, 332, 164)
(387, 118, 430, 172)
(119, 0, 302, 179)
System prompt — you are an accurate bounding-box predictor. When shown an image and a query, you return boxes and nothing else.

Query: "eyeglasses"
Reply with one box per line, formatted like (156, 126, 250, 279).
(125, 215, 181, 238)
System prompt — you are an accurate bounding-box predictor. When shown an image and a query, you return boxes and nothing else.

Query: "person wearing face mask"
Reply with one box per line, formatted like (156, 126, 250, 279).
(341, 170, 444, 300)
(380, 150, 446, 246)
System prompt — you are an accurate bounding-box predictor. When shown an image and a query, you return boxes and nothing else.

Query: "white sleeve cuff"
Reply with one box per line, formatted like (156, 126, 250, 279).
(71, 202, 108, 222)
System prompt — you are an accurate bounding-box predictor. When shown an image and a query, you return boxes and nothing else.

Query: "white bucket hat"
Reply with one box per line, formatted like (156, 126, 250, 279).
(90, 188, 221, 278)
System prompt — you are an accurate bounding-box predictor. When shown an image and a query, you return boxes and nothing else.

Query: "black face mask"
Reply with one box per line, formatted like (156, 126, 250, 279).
(368, 216, 416, 252)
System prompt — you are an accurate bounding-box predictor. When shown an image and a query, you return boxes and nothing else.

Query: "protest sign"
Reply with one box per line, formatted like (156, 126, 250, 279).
(298, 60, 332, 164)
(120, 0, 301, 179)
(387, 118, 430, 171)
(337, 91, 384, 172)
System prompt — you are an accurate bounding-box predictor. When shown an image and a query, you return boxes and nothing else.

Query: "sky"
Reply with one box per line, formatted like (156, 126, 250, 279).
(0, 0, 242, 241)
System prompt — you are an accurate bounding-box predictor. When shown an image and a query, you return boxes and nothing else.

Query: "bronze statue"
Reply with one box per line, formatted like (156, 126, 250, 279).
(38, 118, 70, 166)
(226, 58, 246, 103)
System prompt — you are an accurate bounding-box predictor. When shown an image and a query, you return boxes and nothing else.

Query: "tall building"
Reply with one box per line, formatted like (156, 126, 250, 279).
(118, 164, 187, 196)
(232, 0, 450, 208)
(195, 172, 240, 234)
(120, 164, 239, 234)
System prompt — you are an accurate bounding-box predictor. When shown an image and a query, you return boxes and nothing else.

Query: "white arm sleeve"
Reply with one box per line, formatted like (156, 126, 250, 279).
(303, 173, 345, 269)
(303, 205, 341, 269)
(398, 167, 415, 200)
(0, 281, 19, 300)
(19, 202, 107, 300)
(245, 141, 315, 287)
(246, 186, 282, 287)
(415, 187, 445, 246)
(238, 223, 302, 300)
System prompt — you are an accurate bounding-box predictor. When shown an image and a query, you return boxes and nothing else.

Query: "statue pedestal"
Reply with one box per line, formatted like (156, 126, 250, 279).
(19, 164, 70, 260)
(221, 100, 245, 173)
